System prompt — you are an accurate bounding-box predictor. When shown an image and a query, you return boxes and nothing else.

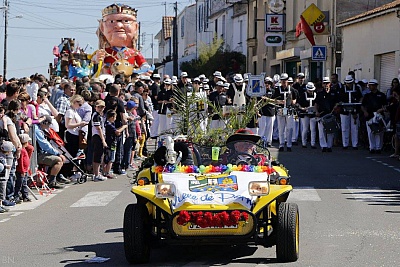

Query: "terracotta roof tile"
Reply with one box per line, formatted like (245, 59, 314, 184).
(162, 16, 174, 40)
(338, 0, 400, 25)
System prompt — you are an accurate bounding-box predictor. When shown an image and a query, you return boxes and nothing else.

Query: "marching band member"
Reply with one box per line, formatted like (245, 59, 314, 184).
(258, 77, 275, 147)
(273, 73, 297, 152)
(157, 79, 173, 135)
(288, 76, 300, 145)
(208, 81, 230, 130)
(315, 77, 340, 152)
(339, 75, 363, 149)
(298, 82, 317, 148)
(361, 79, 387, 153)
(227, 74, 246, 108)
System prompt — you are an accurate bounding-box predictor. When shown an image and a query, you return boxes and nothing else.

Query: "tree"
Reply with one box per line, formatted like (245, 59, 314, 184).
(180, 38, 246, 78)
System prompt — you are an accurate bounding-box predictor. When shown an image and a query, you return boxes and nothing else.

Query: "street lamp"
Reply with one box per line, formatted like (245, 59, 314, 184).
(1, 1, 23, 79)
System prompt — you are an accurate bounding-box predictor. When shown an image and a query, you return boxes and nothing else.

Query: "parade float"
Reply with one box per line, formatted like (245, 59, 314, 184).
(50, 3, 153, 81)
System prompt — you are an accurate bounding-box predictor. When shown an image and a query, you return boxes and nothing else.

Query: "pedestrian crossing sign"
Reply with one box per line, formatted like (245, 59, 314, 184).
(312, 45, 327, 61)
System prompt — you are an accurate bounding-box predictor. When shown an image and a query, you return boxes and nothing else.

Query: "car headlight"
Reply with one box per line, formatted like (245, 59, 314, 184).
(155, 183, 176, 199)
(248, 181, 270, 196)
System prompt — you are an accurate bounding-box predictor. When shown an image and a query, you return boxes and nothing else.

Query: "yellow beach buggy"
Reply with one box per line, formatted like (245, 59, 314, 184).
(123, 132, 299, 264)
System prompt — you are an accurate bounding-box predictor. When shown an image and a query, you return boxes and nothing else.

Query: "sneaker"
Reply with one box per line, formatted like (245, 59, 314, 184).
(48, 182, 65, 189)
(57, 174, 71, 184)
(375, 149, 381, 154)
(311, 146, 317, 149)
(70, 172, 82, 182)
(352, 147, 358, 150)
(302, 145, 307, 148)
(370, 149, 375, 154)
(13, 197, 22, 204)
(2, 199, 15, 206)
(0, 205, 9, 213)
(106, 173, 117, 179)
(279, 147, 284, 152)
(120, 169, 127, 175)
(286, 147, 292, 152)
(94, 175, 107, 182)
(23, 197, 32, 202)
(322, 148, 327, 152)
(327, 148, 333, 152)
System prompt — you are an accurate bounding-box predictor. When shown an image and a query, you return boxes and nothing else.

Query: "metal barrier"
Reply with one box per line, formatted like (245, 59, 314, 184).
(28, 125, 38, 177)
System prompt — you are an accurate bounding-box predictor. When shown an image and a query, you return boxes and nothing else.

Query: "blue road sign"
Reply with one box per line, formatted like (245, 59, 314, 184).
(312, 45, 327, 61)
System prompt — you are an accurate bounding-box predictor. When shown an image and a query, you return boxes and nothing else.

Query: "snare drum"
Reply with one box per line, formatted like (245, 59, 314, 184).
(321, 114, 339, 134)
(276, 107, 292, 116)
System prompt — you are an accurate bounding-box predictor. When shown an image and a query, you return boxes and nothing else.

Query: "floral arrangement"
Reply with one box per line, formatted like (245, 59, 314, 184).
(176, 210, 249, 228)
(152, 164, 275, 175)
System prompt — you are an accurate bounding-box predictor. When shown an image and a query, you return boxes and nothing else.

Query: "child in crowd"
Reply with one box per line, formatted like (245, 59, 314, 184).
(14, 134, 32, 203)
(91, 100, 107, 181)
(0, 141, 14, 212)
(122, 101, 140, 172)
(104, 110, 127, 179)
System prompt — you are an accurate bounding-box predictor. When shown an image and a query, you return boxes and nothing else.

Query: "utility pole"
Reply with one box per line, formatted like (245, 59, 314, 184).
(151, 33, 154, 65)
(173, 1, 178, 77)
(3, 0, 9, 79)
(137, 22, 141, 50)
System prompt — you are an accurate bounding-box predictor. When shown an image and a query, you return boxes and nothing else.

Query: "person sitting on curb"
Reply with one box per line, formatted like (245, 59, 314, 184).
(35, 115, 67, 188)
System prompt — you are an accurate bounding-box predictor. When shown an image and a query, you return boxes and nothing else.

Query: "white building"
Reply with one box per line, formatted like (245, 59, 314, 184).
(338, 1, 400, 92)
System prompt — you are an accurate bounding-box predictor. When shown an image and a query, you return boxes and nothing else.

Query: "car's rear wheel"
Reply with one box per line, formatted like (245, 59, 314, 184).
(123, 204, 151, 264)
(276, 202, 299, 262)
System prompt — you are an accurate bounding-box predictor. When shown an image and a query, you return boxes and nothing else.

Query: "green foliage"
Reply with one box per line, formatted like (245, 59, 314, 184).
(180, 37, 246, 78)
(170, 85, 277, 147)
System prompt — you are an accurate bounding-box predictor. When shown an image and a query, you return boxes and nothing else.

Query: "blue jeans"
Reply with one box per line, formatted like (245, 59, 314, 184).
(14, 172, 28, 199)
(6, 157, 16, 200)
(122, 137, 135, 169)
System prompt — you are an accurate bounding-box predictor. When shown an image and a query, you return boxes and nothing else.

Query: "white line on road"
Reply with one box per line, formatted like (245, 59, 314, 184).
(70, 191, 122, 207)
(288, 187, 322, 201)
(10, 212, 24, 217)
(0, 218, 11, 223)
(345, 187, 395, 202)
(8, 194, 57, 211)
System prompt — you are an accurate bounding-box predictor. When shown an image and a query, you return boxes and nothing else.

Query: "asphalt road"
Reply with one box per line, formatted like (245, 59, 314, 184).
(1, 144, 400, 267)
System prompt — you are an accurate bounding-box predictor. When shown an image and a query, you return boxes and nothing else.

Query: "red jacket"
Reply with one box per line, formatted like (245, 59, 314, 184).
(17, 148, 30, 173)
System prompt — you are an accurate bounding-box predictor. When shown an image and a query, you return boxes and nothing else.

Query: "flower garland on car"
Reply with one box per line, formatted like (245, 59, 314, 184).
(152, 164, 274, 175)
(176, 210, 249, 228)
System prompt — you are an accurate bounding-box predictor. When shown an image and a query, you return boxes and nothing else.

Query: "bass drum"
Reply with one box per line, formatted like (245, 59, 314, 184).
(321, 114, 339, 134)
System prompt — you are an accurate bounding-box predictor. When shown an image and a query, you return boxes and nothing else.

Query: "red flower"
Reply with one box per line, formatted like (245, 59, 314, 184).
(177, 210, 191, 225)
(230, 210, 241, 225)
(212, 215, 223, 227)
(219, 211, 230, 225)
(241, 212, 249, 221)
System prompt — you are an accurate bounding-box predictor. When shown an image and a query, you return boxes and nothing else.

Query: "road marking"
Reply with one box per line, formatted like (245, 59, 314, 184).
(288, 187, 321, 201)
(368, 158, 400, 173)
(0, 218, 11, 223)
(8, 194, 57, 211)
(345, 187, 399, 203)
(10, 212, 24, 217)
(70, 191, 122, 207)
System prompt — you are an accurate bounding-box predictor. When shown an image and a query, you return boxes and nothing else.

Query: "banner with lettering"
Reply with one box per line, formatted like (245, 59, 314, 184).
(162, 171, 269, 209)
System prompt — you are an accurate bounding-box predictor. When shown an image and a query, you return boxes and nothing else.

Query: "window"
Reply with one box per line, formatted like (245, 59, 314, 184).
(198, 6, 203, 32)
(222, 15, 225, 37)
(181, 16, 185, 38)
(205, 0, 210, 29)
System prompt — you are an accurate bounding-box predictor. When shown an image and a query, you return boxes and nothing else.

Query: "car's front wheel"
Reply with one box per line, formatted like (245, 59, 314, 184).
(276, 202, 299, 262)
(123, 204, 151, 264)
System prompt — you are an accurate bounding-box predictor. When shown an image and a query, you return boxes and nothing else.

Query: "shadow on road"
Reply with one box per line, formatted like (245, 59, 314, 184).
(61, 242, 274, 266)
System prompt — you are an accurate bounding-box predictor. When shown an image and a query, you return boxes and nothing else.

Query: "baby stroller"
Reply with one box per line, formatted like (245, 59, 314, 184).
(45, 128, 92, 183)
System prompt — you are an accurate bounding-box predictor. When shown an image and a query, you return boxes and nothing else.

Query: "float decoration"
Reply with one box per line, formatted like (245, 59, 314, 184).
(177, 210, 249, 228)
(152, 164, 275, 175)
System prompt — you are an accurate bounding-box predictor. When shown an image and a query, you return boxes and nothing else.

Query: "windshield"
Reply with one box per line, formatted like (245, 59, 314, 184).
(191, 140, 271, 167)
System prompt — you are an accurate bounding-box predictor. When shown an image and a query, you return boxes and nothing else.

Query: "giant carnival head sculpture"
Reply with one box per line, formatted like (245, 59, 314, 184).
(97, 4, 139, 49)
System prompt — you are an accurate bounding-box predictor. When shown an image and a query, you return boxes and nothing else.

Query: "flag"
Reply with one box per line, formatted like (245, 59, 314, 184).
(295, 15, 315, 46)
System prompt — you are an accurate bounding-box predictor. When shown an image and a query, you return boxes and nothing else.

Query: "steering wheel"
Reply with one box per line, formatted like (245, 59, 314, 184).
(229, 152, 258, 166)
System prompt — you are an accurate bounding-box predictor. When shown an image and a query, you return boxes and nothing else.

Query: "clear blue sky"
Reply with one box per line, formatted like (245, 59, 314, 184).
(0, 0, 193, 79)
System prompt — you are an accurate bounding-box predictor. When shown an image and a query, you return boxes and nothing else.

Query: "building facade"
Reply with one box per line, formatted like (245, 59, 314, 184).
(338, 1, 400, 92)
(246, 0, 395, 82)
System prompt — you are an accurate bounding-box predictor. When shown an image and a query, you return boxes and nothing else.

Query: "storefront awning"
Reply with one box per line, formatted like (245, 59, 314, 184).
(276, 47, 303, 60)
